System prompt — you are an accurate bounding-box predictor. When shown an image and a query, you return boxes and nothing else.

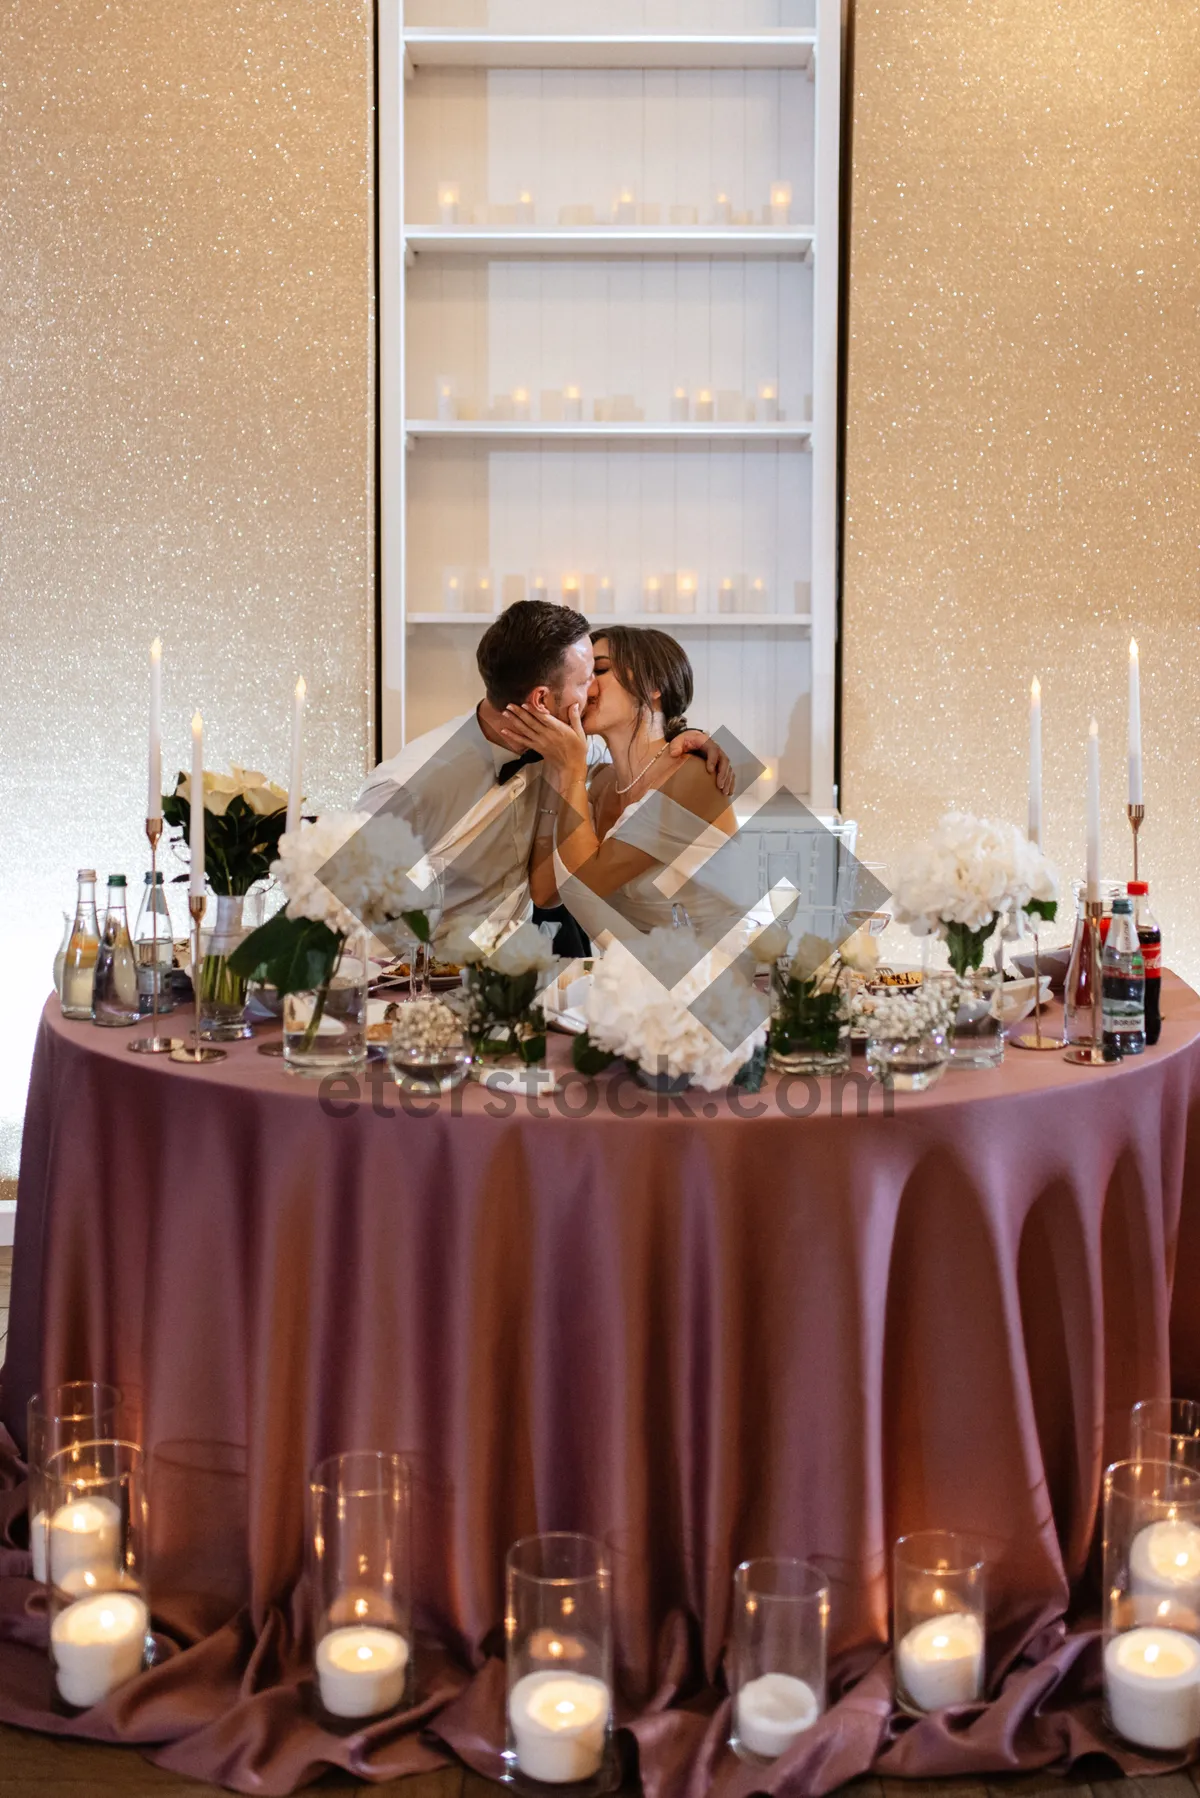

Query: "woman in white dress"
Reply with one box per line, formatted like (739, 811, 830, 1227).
(499, 627, 753, 949)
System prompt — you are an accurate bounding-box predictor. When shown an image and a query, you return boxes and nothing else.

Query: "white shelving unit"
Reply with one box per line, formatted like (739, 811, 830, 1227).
(379, 1, 841, 807)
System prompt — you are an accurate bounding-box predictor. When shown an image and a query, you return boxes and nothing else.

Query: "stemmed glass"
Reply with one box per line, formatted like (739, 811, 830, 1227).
(408, 857, 444, 1000)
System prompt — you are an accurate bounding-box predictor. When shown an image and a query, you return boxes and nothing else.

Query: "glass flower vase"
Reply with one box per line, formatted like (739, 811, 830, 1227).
(948, 969, 1005, 1070)
(769, 967, 850, 1077)
(283, 933, 368, 1075)
(198, 894, 252, 1041)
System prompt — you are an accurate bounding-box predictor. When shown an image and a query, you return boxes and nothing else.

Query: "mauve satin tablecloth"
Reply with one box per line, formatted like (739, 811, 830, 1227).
(2, 982, 1200, 1793)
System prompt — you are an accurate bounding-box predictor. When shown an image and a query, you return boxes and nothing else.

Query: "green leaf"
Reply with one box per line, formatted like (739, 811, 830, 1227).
(401, 909, 431, 944)
(572, 1033, 617, 1076)
(517, 1032, 547, 1066)
(228, 913, 343, 997)
(734, 1042, 768, 1092)
(1025, 897, 1058, 924)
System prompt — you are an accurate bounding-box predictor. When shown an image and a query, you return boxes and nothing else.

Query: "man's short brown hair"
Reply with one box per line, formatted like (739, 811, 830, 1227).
(476, 601, 591, 709)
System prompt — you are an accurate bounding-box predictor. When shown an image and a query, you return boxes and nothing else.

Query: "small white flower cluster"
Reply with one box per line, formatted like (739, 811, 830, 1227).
(389, 998, 462, 1056)
(851, 982, 957, 1042)
(890, 812, 1058, 939)
(585, 926, 767, 1091)
(272, 811, 428, 938)
(177, 764, 289, 817)
(438, 917, 558, 978)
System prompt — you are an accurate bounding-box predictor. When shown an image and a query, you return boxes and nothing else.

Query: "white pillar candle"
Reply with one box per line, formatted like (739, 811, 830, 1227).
(1129, 637, 1143, 805)
(770, 182, 793, 226)
(316, 1625, 409, 1718)
(435, 376, 456, 422)
(563, 385, 583, 423)
(643, 576, 663, 613)
(694, 389, 715, 423)
(718, 577, 739, 614)
(595, 577, 614, 614)
(509, 1670, 610, 1784)
(896, 1613, 984, 1713)
(1130, 1519, 1200, 1609)
(757, 382, 780, 423)
(437, 183, 460, 226)
(189, 712, 205, 899)
(517, 189, 535, 224)
(713, 191, 733, 226)
(530, 574, 550, 605)
(676, 573, 698, 613)
(1086, 717, 1101, 904)
(613, 188, 636, 225)
(51, 1592, 148, 1709)
(147, 639, 162, 822)
(562, 575, 582, 610)
(749, 576, 769, 613)
(1028, 676, 1043, 848)
(669, 387, 690, 423)
(512, 388, 532, 421)
(47, 1495, 122, 1589)
(736, 1672, 819, 1758)
(443, 571, 464, 612)
(31, 1509, 49, 1584)
(1106, 1627, 1200, 1751)
(285, 676, 305, 836)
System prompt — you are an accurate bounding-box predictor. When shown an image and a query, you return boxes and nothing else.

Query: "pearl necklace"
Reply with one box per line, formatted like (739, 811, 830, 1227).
(614, 739, 669, 795)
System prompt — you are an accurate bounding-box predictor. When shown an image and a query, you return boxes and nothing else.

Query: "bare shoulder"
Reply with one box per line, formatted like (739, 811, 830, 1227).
(655, 751, 735, 830)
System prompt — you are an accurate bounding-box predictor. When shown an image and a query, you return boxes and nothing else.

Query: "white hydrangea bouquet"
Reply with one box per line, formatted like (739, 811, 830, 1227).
(438, 916, 559, 1066)
(890, 812, 1058, 977)
(229, 810, 431, 1028)
(574, 926, 768, 1091)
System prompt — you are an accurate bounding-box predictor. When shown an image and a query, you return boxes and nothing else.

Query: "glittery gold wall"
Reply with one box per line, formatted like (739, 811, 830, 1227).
(843, 0, 1200, 979)
(0, 0, 374, 1179)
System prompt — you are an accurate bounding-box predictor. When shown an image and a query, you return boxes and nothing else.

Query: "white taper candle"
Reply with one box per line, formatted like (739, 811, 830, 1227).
(1129, 638, 1143, 805)
(148, 639, 162, 822)
(189, 712, 205, 899)
(1086, 717, 1101, 904)
(286, 677, 306, 836)
(1028, 676, 1042, 848)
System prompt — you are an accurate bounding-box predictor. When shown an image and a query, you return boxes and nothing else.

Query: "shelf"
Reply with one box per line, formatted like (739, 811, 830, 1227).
(407, 420, 812, 444)
(403, 31, 816, 72)
(407, 612, 813, 628)
(404, 227, 814, 261)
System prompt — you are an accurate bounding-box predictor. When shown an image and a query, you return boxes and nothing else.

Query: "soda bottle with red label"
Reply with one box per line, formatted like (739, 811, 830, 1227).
(1127, 880, 1162, 1045)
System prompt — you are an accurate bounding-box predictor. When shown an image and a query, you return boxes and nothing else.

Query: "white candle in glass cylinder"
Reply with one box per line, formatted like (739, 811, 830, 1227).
(512, 388, 532, 421)
(694, 388, 715, 423)
(1029, 676, 1043, 848)
(1086, 717, 1101, 904)
(316, 1626, 409, 1718)
(758, 382, 780, 423)
(285, 676, 305, 836)
(736, 1672, 819, 1758)
(437, 183, 460, 225)
(770, 182, 792, 226)
(563, 385, 583, 423)
(517, 189, 535, 224)
(31, 1510, 49, 1583)
(435, 376, 456, 421)
(189, 712, 205, 899)
(613, 188, 636, 225)
(1129, 637, 1143, 805)
(669, 387, 690, 422)
(51, 1592, 148, 1708)
(713, 191, 733, 225)
(148, 639, 162, 821)
(1130, 1519, 1200, 1608)
(47, 1495, 122, 1588)
(509, 1670, 610, 1784)
(896, 1613, 984, 1712)
(1105, 1627, 1200, 1751)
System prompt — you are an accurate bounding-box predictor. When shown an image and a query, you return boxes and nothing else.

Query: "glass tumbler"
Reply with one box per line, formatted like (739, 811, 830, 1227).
(730, 1557, 828, 1763)
(1103, 1458, 1200, 1752)
(504, 1532, 614, 1789)
(44, 1439, 148, 1710)
(893, 1531, 986, 1714)
(308, 1451, 411, 1720)
(27, 1383, 123, 1585)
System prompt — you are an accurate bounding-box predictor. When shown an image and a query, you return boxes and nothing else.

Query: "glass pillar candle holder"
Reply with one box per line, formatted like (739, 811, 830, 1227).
(1132, 1400, 1200, 1473)
(730, 1558, 828, 1764)
(27, 1383, 123, 1585)
(309, 1452, 411, 1721)
(1104, 1459, 1200, 1751)
(44, 1439, 148, 1711)
(504, 1532, 614, 1789)
(893, 1531, 986, 1715)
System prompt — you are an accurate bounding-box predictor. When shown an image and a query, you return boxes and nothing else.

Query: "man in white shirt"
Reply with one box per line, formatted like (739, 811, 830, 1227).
(357, 601, 730, 943)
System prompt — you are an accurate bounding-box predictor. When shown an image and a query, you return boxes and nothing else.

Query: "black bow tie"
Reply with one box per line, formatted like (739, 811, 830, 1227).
(498, 748, 543, 786)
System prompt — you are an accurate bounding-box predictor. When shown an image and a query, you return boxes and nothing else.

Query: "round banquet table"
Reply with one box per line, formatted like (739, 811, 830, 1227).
(3, 982, 1200, 1795)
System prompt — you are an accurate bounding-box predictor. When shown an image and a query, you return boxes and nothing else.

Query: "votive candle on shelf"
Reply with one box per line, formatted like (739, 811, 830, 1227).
(435, 376, 456, 422)
(189, 713, 205, 899)
(770, 182, 793, 226)
(442, 571, 464, 612)
(713, 191, 733, 226)
(758, 382, 780, 423)
(1028, 676, 1042, 848)
(1086, 717, 1101, 904)
(694, 388, 715, 423)
(437, 182, 460, 225)
(749, 576, 769, 613)
(735, 1672, 819, 1759)
(563, 385, 583, 423)
(676, 572, 698, 613)
(562, 574, 582, 609)
(517, 189, 535, 224)
(643, 576, 663, 613)
(285, 676, 305, 836)
(1129, 637, 1143, 805)
(1106, 1627, 1200, 1752)
(896, 1612, 985, 1713)
(147, 639, 162, 821)
(509, 1670, 610, 1784)
(316, 1626, 409, 1719)
(475, 572, 495, 614)
(46, 1494, 121, 1589)
(1129, 1518, 1200, 1609)
(51, 1592, 148, 1709)
(595, 577, 615, 615)
(512, 388, 532, 421)
(670, 387, 690, 423)
(613, 188, 636, 226)
(530, 574, 550, 605)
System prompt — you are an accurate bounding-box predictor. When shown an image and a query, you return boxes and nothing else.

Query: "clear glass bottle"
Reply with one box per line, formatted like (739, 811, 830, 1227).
(134, 871, 176, 1015)
(1065, 894, 1101, 1046)
(60, 870, 101, 1020)
(1128, 881, 1162, 1046)
(1102, 895, 1145, 1060)
(91, 876, 141, 1027)
(52, 911, 72, 998)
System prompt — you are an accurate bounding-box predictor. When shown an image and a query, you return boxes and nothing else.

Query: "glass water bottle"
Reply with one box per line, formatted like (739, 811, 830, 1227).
(52, 911, 72, 998)
(134, 871, 176, 1014)
(92, 876, 141, 1026)
(60, 870, 101, 1020)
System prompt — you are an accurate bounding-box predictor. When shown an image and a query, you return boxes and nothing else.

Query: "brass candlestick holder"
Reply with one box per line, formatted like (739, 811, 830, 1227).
(1065, 900, 1108, 1067)
(170, 893, 227, 1064)
(1011, 928, 1066, 1051)
(128, 817, 184, 1055)
(1128, 803, 1145, 881)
